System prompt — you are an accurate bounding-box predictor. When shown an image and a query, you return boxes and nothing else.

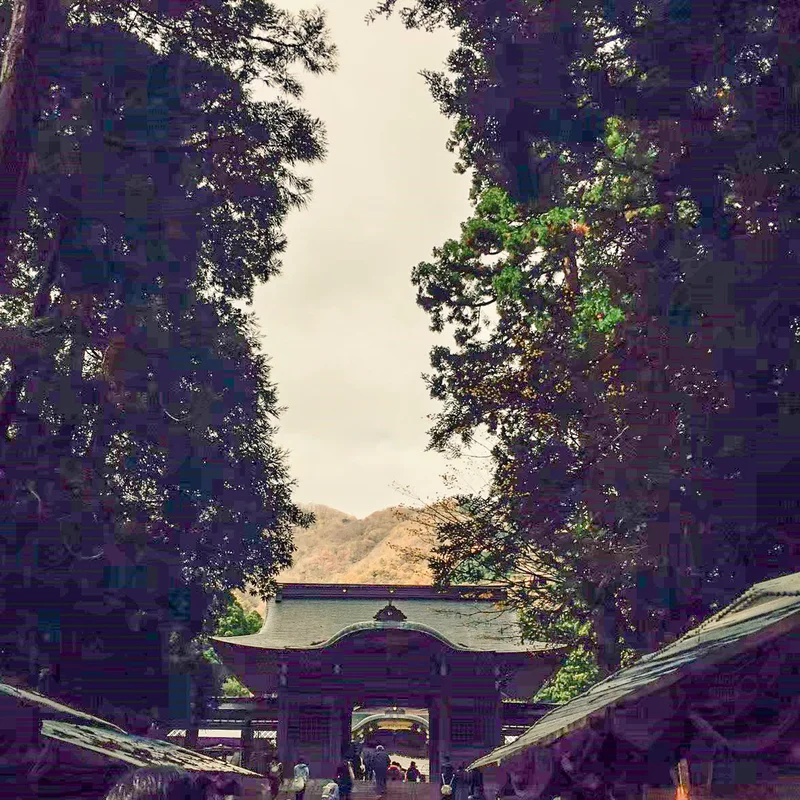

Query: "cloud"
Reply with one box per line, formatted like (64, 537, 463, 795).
(252, 1, 474, 518)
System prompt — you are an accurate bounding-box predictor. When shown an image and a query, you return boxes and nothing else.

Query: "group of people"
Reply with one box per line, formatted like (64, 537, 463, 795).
(287, 750, 481, 800)
(267, 754, 352, 800)
(99, 753, 485, 800)
(359, 743, 427, 793)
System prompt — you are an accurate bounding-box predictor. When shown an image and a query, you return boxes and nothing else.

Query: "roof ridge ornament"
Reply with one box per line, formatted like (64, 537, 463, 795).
(374, 602, 407, 622)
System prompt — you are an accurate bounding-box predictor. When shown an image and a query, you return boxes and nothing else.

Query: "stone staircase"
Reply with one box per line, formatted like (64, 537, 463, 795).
(242, 778, 437, 800)
(351, 780, 431, 800)
(273, 779, 433, 800)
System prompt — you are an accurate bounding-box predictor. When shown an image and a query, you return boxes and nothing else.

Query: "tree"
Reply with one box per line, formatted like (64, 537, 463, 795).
(0, 0, 334, 717)
(201, 593, 262, 698)
(374, 0, 800, 676)
(214, 594, 263, 638)
(0, 0, 65, 287)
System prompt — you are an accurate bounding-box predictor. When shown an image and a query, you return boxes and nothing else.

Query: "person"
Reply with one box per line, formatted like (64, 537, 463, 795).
(351, 749, 364, 780)
(266, 755, 283, 800)
(405, 762, 421, 783)
(469, 767, 484, 800)
(336, 760, 354, 800)
(388, 762, 403, 781)
(361, 742, 375, 782)
(441, 756, 455, 791)
(293, 756, 310, 800)
(104, 766, 207, 800)
(252, 744, 269, 777)
(497, 774, 514, 800)
(216, 775, 241, 800)
(454, 763, 470, 800)
(372, 744, 391, 795)
(322, 781, 340, 800)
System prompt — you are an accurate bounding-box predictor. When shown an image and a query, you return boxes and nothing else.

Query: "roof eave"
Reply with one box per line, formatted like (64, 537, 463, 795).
(468, 600, 800, 771)
(213, 623, 563, 655)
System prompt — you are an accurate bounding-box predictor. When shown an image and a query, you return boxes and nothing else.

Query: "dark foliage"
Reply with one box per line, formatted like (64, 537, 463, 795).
(0, 0, 334, 718)
(375, 0, 800, 680)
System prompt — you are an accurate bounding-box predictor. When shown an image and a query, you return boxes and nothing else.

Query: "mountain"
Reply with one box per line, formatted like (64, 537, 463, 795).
(234, 503, 439, 618)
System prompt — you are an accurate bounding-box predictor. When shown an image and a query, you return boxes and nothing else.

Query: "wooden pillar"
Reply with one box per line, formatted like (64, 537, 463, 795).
(242, 717, 254, 770)
(428, 696, 440, 781)
(428, 692, 452, 800)
(341, 702, 353, 760)
(277, 692, 290, 766)
(490, 696, 503, 748)
(327, 699, 343, 776)
(438, 694, 451, 772)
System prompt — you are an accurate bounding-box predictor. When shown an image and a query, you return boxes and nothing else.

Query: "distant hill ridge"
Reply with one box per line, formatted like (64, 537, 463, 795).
(234, 503, 436, 618)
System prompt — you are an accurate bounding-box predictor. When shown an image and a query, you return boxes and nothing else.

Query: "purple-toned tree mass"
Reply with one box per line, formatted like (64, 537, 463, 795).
(0, 0, 334, 718)
(374, 0, 800, 683)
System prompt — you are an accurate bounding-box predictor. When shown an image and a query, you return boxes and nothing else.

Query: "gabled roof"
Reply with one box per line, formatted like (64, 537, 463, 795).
(42, 720, 259, 775)
(470, 570, 800, 769)
(213, 584, 553, 654)
(0, 682, 124, 732)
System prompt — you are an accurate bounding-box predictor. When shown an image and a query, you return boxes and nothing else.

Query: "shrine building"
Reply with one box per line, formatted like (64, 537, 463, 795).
(213, 584, 564, 778)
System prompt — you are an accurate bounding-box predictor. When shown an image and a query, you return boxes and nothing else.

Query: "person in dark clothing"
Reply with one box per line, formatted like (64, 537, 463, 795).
(441, 756, 455, 789)
(266, 756, 283, 800)
(497, 773, 514, 800)
(362, 744, 375, 782)
(351, 749, 364, 780)
(372, 745, 391, 795)
(469, 767, 484, 800)
(336, 760, 354, 800)
(405, 762, 421, 783)
(454, 763, 470, 800)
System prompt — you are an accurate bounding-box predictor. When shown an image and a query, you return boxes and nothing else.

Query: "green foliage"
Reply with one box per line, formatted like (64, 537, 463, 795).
(196, 595, 262, 698)
(213, 595, 263, 638)
(571, 285, 626, 348)
(221, 675, 253, 698)
(492, 266, 524, 302)
(535, 647, 599, 705)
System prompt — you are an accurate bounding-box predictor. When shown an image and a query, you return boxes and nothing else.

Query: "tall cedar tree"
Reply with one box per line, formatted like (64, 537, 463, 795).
(0, 0, 333, 718)
(372, 0, 800, 678)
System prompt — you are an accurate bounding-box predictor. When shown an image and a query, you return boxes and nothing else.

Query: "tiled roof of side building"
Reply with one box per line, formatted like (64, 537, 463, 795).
(213, 584, 555, 654)
(470, 570, 800, 769)
(0, 683, 125, 732)
(42, 720, 260, 775)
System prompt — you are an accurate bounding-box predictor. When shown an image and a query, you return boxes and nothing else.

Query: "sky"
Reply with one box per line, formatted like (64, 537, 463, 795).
(251, 1, 490, 518)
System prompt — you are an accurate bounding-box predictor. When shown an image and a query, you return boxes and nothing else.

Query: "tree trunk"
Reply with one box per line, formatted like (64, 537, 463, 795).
(594, 586, 622, 678)
(0, 0, 65, 286)
(0, 216, 70, 444)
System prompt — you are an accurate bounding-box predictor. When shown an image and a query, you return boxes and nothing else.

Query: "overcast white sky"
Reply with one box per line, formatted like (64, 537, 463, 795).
(250, 1, 491, 519)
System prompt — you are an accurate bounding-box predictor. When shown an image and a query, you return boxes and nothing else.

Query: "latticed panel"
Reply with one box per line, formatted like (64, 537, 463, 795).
(293, 707, 330, 744)
(451, 719, 476, 745)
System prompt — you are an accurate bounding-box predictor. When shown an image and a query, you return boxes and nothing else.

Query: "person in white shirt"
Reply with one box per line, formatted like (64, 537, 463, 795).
(293, 757, 310, 800)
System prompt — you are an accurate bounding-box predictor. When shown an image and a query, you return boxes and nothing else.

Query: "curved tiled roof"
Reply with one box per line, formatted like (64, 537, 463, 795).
(213, 584, 552, 654)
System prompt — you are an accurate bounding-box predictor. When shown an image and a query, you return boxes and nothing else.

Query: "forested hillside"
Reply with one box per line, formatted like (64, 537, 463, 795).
(234, 503, 436, 617)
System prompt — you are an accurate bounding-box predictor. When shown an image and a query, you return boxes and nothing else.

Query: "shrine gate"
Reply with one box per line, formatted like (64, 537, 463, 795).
(213, 584, 563, 779)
